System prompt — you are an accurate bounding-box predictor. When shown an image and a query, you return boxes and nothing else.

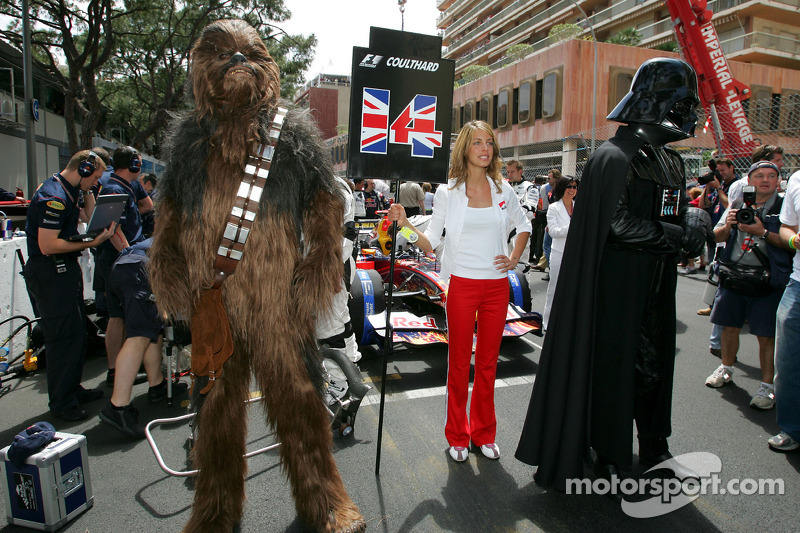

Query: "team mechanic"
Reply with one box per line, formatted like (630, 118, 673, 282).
(23, 150, 117, 421)
(506, 159, 538, 275)
(94, 146, 151, 385)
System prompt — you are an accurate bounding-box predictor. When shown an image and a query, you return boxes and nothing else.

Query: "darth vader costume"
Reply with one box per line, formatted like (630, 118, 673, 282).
(515, 58, 711, 489)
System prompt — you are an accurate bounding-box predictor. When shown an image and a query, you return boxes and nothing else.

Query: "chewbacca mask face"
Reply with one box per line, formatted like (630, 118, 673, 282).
(190, 19, 280, 119)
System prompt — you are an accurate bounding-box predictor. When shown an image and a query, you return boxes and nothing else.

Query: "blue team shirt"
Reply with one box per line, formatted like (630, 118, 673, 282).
(25, 173, 81, 257)
(97, 173, 145, 251)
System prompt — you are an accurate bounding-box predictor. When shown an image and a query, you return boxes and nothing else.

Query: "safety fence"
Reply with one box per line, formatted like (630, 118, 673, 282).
(503, 99, 800, 183)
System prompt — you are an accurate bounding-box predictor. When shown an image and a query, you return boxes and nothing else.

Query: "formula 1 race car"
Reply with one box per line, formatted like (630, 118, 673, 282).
(349, 216, 543, 348)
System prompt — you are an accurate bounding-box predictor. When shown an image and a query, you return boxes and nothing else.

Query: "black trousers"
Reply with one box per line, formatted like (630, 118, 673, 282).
(24, 255, 87, 412)
(530, 217, 546, 262)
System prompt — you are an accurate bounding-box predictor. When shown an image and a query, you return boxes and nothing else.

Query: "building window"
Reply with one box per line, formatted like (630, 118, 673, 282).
(465, 100, 475, 122)
(518, 81, 532, 124)
(542, 70, 560, 119)
(782, 92, 800, 137)
(535, 79, 543, 120)
(608, 68, 635, 114)
(497, 88, 510, 128)
(748, 86, 772, 133)
(452, 106, 460, 132)
(480, 94, 490, 122)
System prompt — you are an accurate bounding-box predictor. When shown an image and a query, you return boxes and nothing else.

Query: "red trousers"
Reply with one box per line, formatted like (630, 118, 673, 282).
(445, 275, 509, 447)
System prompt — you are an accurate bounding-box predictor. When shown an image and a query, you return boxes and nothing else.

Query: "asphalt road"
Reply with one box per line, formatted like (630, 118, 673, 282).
(1, 268, 798, 532)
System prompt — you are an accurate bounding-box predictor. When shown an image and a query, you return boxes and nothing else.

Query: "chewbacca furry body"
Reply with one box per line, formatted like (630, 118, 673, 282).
(148, 20, 364, 533)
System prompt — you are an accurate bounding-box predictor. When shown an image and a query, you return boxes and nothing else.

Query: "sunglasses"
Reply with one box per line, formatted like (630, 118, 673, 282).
(566, 185, 578, 189)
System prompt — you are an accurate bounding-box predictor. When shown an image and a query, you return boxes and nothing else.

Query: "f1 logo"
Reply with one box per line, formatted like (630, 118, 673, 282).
(359, 54, 383, 68)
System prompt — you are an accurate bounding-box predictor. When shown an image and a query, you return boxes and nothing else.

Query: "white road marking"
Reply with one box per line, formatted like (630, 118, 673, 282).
(362, 374, 536, 406)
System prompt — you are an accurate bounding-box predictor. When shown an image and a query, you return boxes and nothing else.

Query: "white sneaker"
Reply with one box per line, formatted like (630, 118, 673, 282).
(448, 446, 468, 462)
(750, 384, 775, 410)
(480, 443, 500, 459)
(705, 365, 733, 388)
(768, 432, 800, 452)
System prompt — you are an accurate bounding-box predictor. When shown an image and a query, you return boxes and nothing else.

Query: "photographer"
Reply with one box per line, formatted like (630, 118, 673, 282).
(698, 157, 739, 225)
(704, 161, 794, 410)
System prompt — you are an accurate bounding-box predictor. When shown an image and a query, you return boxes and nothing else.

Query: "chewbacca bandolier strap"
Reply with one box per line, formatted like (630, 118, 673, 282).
(190, 107, 287, 394)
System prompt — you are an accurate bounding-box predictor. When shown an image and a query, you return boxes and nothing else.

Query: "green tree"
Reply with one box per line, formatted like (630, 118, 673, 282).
(654, 41, 679, 52)
(0, 0, 315, 153)
(548, 23, 583, 44)
(99, 2, 315, 152)
(459, 64, 491, 85)
(0, 0, 126, 151)
(505, 43, 534, 62)
(606, 28, 642, 47)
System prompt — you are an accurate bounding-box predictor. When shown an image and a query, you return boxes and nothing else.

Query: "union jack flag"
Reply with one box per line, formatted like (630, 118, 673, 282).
(361, 88, 390, 154)
(390, 94, 442, 158)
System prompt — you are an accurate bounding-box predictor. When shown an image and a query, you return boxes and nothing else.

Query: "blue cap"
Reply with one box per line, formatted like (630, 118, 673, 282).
(7, 422, 56, 467)
(747, 160, 780, 177)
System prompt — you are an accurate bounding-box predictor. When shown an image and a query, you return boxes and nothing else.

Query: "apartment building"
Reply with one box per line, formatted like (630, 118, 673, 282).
(438, 0, 800, 75)
(293, 73, 352, 141)
(439, 0, 800, 176)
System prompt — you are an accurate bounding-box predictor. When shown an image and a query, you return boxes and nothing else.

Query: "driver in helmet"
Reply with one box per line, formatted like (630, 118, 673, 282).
(516, 58, 713, 491)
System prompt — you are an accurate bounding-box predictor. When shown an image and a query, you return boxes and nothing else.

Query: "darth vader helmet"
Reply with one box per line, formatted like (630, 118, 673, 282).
(608, 58, 700, 146)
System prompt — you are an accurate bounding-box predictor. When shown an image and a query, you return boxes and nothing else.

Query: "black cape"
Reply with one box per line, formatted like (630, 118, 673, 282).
(515, 126, 650, 489)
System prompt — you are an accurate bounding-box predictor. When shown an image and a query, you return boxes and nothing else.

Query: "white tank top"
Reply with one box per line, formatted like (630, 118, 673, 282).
(451, 206, 506, 280)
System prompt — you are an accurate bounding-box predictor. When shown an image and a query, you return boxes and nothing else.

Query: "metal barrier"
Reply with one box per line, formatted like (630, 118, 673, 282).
(144, 395, 280, 477)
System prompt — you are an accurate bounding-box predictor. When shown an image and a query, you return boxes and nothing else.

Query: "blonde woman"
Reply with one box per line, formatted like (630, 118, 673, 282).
(388, 121, 530, 462)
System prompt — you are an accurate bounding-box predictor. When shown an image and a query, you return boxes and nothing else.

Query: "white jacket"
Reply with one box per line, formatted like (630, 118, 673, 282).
(546, 199, 573, 255)
(425, 175, 532, 279)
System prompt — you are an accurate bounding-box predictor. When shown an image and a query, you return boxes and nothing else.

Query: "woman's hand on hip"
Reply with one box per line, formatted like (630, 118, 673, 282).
(494, 254, 517, 273)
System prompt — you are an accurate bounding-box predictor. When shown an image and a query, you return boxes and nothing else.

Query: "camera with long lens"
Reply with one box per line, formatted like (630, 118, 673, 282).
(735, 185, 758, 225)
(698, 159, 722, 186)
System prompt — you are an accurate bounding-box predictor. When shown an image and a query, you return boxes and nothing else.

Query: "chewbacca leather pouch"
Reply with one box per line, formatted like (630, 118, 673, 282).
(190, 287, 234, 394)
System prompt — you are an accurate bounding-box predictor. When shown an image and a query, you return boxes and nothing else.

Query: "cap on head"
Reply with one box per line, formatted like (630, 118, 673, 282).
(747, 160, 780, 177)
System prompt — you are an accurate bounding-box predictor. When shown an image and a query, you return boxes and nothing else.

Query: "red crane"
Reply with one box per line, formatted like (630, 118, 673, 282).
(666, 0, 757, 162)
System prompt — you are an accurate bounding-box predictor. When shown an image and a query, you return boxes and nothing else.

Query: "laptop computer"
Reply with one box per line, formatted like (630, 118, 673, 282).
(65, 194, 127, 242)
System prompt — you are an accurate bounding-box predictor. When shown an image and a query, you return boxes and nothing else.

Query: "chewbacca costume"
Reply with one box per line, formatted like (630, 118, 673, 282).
(148, 20, 365, 533)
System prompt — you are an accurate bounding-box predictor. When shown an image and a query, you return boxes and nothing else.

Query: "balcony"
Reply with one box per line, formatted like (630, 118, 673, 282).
(726, 31, 800, 67)
(438, 0, 484, 31)
(441, 0, 507, 40)
(451, 0, 577, 64)
(445, 0, 530, 52)
(452, 0, 800, 72)
(451, 0, 662, 68)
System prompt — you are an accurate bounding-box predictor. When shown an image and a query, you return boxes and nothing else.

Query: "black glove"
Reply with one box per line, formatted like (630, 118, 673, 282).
(659, 221, 684, 253)
(681, 207, 713, 257)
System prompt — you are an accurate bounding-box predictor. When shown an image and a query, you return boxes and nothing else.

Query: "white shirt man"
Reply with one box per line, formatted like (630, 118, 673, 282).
(505, 160, 538, 272)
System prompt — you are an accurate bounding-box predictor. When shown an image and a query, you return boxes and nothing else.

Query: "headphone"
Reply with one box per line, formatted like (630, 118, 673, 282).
(78, 151, 99, 178)
(128, 150, 142, 173)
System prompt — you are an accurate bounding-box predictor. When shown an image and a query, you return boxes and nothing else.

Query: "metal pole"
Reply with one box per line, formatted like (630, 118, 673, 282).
(398, 0, 406, 32)
(375, 178, 400, 476)
(23, 0, 38, 196)
(567, 0, 597, 155)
